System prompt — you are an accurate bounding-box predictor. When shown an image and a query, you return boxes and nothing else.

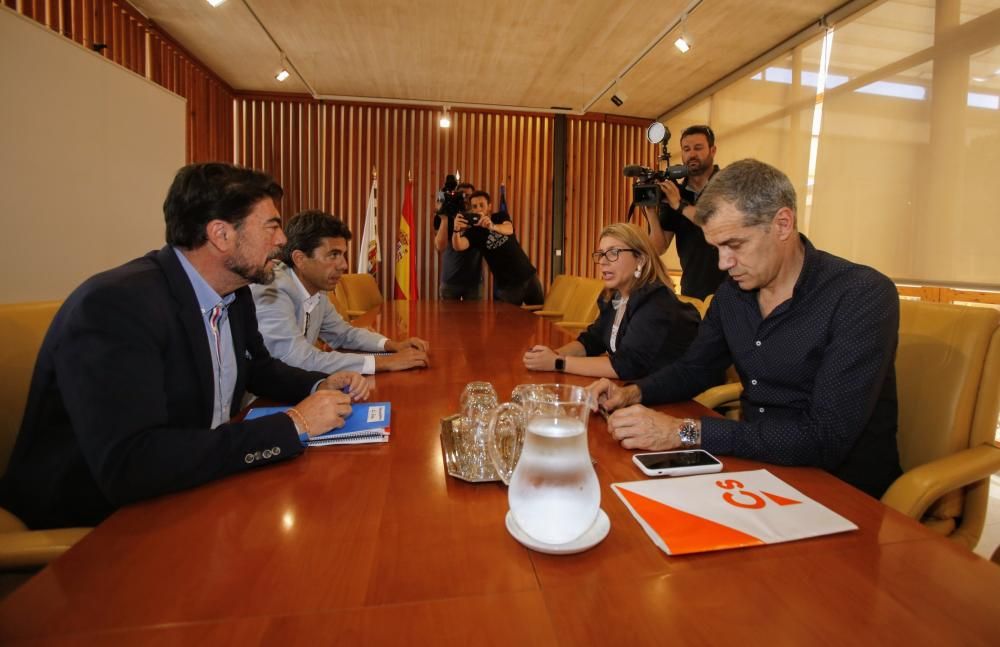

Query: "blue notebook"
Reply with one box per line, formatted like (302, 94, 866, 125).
(245, 402, 391, 446)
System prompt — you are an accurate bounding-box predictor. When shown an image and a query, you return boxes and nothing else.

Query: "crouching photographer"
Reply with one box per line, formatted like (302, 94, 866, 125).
(451, 191, 543, 306)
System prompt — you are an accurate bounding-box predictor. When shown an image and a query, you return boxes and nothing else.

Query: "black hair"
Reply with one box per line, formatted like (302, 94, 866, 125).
(164, 163, 284, 248)
(280, 210, 353, 267)
(456, 182, 475, 191)
(469, 190, 491, 203)
(681, 124, 716, 147)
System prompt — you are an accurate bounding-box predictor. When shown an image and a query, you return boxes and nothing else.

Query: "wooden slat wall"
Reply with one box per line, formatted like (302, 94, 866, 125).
(234, 98, 556, 301)
(564, 115, 659, 278)
(11, 0, 657, 297)
(9, 0, 234, 163)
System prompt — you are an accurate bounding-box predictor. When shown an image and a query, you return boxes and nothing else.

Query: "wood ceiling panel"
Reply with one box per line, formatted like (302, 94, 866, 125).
(129, 0, 877, 117)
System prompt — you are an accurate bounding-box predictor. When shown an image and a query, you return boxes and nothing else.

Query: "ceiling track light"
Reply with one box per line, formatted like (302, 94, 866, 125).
(439, 106, 452, 128)
(206, 0, 226, 7)
(674, 13, 692, 53)
(275, 53, 290, 82)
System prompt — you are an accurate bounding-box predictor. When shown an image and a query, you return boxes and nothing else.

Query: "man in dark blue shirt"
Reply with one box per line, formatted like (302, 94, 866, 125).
(590, 159, 901, 498)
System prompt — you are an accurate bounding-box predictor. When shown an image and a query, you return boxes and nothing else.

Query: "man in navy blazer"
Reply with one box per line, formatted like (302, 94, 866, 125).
(0, 163, 366, 529)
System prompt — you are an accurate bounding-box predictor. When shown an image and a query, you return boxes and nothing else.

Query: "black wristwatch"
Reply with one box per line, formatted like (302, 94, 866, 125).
(554, 356, 565, 372)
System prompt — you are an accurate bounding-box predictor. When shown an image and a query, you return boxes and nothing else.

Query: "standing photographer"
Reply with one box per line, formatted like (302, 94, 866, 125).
(642, 124, 727, 300)
(433, 180, 482, 300)
(451, 191, 543, 306)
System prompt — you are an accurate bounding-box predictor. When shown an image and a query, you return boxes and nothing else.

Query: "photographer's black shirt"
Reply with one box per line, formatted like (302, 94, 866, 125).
(657, 165, 727, 299)
(434, 213, 482, 290)
(461, 213, 536, 289)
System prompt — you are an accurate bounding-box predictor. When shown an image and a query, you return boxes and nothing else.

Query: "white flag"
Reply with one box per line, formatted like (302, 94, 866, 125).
(358, 180, 381, 275)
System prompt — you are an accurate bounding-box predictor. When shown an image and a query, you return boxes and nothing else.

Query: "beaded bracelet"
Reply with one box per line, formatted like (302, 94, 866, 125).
(286, 407, 311, 437)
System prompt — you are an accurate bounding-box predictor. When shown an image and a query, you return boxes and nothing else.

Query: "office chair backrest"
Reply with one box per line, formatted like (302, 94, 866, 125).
(0, 301, 61, 475)
(561, 278, 605, 325)
(339, 273, 384, 314)
(891, 300, 1000, 546)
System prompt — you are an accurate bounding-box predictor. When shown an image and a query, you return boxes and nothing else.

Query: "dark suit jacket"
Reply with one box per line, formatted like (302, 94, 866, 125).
(576, 282, 703, 381)
(0, 247, 327, 529)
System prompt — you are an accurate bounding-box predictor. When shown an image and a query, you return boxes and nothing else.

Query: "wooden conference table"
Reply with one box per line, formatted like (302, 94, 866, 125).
(1, 300, 999, 645)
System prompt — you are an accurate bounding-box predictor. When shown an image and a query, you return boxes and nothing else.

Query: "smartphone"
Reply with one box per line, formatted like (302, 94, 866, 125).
(632, 449, 723, 477)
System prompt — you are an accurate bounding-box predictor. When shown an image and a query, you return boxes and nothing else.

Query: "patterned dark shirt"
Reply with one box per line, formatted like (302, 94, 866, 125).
(635, 235, 902, 497)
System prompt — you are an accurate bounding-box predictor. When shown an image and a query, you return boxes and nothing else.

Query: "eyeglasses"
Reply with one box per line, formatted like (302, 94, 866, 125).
(592, 247, 638, 263)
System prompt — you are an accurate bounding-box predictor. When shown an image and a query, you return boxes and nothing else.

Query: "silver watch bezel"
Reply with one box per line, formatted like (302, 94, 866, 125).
(678, 418, 699, 447)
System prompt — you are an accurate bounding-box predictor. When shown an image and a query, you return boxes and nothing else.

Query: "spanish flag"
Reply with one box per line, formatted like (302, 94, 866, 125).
(393, 178, 418, 300)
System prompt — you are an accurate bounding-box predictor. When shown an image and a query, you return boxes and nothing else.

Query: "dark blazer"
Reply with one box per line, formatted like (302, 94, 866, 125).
(577, 282, 702, 381)
(0, 247, 327, 529)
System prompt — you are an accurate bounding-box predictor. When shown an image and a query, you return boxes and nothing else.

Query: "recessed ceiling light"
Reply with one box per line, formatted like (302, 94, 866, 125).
(206, 0, 226, 7)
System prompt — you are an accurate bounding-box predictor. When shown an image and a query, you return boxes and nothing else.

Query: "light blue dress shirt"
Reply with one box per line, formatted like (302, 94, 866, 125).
(173, 248, 238, 429)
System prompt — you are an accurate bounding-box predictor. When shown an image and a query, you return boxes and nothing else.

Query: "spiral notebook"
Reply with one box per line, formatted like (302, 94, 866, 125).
(245, 402, 391, 445)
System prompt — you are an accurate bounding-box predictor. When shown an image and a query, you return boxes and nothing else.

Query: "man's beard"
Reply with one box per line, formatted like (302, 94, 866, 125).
(226, 248, 278, 285)
(687, 157, 713, 176)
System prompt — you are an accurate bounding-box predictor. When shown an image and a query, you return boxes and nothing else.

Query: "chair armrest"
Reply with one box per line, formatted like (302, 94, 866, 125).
(520, 304, 543, 311)
(0, 527, 91, 569)
(534, 310, 565, 318)
(346, 309, 366, 318)
(694, 383, 743, 410)
(881, 443, 1000, 519)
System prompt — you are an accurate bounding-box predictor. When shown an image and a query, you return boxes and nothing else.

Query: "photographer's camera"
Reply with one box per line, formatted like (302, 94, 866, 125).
(624, 124, 689, 207)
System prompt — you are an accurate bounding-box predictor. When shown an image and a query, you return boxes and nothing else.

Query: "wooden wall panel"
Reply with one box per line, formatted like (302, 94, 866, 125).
(233, 99, 557, 301)
(563, 116, 658, 278)
(11, 0, 655, 300)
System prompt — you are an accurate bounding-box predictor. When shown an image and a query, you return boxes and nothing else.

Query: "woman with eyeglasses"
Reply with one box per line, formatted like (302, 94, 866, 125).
(524, 223, 700, 380)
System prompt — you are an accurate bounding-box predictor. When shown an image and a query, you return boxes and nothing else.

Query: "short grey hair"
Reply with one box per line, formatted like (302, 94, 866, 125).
(695, 159, 797, 228)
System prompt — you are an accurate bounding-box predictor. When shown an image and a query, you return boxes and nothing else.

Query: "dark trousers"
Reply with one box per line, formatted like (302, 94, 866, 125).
(439, 282, 482, 301)
(495, 273, 544, 306)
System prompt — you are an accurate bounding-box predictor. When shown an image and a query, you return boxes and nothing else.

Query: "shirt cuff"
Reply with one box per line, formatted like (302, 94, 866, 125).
(699, 416, 735, 456)
(363, 355, 376, 375)
(378, 338, 388, 351)
(310, 379, 324, 394)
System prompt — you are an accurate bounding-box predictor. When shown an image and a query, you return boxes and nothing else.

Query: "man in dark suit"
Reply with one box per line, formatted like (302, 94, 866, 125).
(0, 163, 366, 529)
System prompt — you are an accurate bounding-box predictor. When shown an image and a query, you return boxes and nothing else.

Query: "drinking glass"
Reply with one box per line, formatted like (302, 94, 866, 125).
(460, 381, 498, 423)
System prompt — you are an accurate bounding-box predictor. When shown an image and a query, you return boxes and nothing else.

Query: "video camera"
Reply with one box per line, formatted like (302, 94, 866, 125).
(624, 164, 688, 208)
(624, 123, 688, 208)
(435, 174, 468, 219)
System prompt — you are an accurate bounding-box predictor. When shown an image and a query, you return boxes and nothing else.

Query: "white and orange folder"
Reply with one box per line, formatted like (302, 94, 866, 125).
(612, 469, 857, 555)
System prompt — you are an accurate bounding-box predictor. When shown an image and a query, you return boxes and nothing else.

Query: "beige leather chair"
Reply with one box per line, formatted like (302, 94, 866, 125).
(696, 300, 1000, 548)
(0, 301, 91, 569)
(881, 300, 1000, 549)
(554, 278, 605, 334)
(530, 274, 578, 318)
(328, 283, 351, 320)
(677, 294, 708, 318)
(338, 273, 384, 318)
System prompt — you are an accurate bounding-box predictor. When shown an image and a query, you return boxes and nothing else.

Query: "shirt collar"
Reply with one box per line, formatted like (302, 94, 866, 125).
(789, 234, 819, 298)
(172, 247, 236, 314)
(287, 265, 321, 314)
